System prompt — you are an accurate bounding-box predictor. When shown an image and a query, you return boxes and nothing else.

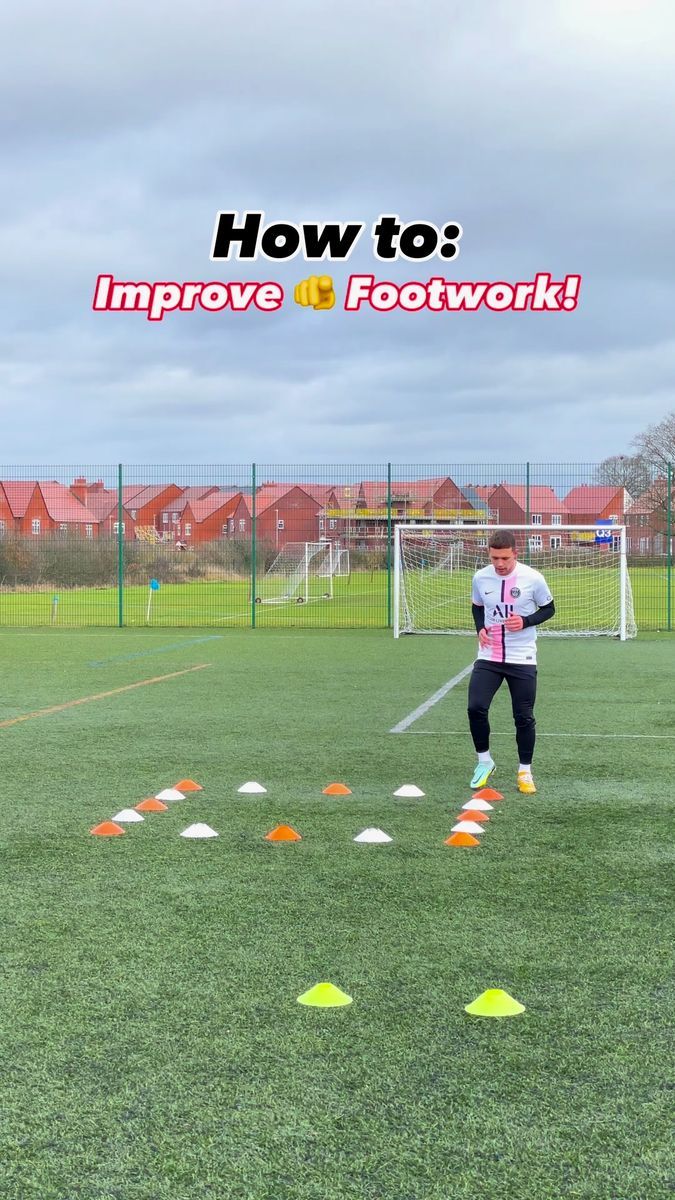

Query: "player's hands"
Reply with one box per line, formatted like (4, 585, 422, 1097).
(478, 627, 491, 648)
(504, 614, 525, 632)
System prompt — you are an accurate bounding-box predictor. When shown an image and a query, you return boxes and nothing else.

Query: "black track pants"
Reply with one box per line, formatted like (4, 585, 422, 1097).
(467, 660, 538, 763)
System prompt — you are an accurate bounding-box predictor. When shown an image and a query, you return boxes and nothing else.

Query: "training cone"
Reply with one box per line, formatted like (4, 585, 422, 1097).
(265, 824, 302, 842)
(113, 809, 144, 823)
(464, 988, 525, 1018)
(462, 798, 493, 812)
(322, 783, 352, 795)
(444, 832, 480, 847)
(297, 982, 353, 1007)
(174, 779, 202, 792)
(393, 784, 425, 797)
(136, 797, 168, 812)
(180, 823, 218, 839)
(451, 820, 485, 835)
(90, 821, 125, 837)
(156, 788, 185, 801)
(353, 828, 392, 843)
(457, 810, 489, 824)
(238, 781, 267, 794)
(472, 787, 504, 801)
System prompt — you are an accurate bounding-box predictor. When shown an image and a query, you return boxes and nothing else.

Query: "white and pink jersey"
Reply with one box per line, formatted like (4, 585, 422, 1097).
(472, 562, 553, 665)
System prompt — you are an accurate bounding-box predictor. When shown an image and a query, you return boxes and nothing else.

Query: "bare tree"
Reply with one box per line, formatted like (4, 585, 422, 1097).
(595, 454, 652, 498)
(631, 410, 675, 474)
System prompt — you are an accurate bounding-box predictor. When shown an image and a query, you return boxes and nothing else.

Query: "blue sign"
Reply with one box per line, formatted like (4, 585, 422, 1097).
(594, 520, 614, 544)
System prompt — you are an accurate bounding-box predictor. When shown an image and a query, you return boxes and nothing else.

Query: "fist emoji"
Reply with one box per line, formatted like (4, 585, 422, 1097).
(294, 275, 335, 310)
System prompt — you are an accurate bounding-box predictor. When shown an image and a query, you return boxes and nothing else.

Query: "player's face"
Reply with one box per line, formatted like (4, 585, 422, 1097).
(489, 546, 517, 575)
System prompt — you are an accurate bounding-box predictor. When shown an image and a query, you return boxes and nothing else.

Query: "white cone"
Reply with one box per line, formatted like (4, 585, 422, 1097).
(156, 788, 185, 801)
(113, 809, 144, 823)
(462, 798, 493, 812)
(180, 823, 218, 839)
(451, 820, 485, 835)
(238, 781, 267, 794)
(393, 784, 425, 797)
(354, 828, 393, 843)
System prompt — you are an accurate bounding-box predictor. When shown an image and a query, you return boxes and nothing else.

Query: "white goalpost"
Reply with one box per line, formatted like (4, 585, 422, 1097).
(394, 523, 637, 640)
(256, 541, 339, 605)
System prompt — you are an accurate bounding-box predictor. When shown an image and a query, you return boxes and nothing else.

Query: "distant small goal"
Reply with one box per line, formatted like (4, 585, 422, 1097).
(394, 524, 636, 640)
(255, 541, 350, 605)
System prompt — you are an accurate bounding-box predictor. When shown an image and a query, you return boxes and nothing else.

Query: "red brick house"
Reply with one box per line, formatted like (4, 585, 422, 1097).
(191, 492, 251, 543)
(626, 478, 674, 555)
(121, 484, 183, 540)
(0, 483, 13, 535)
(255, 484, 322, 548)
(1, 481, 100, 536)
(563, 485, 630, 526)
(486, 484, 564, 553)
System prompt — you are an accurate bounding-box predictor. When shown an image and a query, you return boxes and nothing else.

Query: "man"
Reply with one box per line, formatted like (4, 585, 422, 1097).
(468, 529, 555, 795)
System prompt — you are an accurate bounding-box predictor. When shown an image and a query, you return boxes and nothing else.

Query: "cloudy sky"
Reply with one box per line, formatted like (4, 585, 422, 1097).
(1, 0, 674, 468)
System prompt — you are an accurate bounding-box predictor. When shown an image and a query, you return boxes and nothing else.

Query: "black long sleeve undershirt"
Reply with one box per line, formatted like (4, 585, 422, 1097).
(472, 600, 555, 632)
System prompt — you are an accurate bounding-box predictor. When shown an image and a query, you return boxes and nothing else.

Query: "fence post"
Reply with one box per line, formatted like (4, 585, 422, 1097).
(386, 462, 392, 627)
(524, 461, 531, 564)
(117, 464, 124, 628)
(662, 458, 667, 633)
(251, 463, 257, 628)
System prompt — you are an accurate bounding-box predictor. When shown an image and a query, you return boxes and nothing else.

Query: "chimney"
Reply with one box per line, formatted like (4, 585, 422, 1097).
(71, 476, 88, 503)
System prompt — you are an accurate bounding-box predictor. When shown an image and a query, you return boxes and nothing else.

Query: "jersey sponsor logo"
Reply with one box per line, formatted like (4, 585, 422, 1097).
(491, 603, 514, 618)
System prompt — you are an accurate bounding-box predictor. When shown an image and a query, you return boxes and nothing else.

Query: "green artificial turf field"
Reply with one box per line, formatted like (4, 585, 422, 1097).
(1, 628, 673, 1199)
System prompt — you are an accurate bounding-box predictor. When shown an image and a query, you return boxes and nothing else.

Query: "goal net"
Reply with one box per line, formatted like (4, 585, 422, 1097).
(256, 541, 335, 605)
(394, 524, 636, 639)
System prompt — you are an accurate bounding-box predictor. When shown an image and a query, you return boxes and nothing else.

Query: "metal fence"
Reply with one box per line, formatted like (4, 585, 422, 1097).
(0, 463, 672, 630)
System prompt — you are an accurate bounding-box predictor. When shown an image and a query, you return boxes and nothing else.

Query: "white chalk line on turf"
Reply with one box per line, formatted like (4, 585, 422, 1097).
(403, 730, 675, 740)
(389, 664, 474, 733)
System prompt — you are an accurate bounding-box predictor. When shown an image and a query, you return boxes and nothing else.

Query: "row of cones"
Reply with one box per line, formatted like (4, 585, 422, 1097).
(445, 787, 504, 847)
(297, 982, 525, 1018)
(90, 779, 203, 837)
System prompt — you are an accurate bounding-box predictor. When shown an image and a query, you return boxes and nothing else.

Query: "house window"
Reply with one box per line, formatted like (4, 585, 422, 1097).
(528, 534, 542, 551)
(329, 519, 336, 530)
(229, 518, 235, 532)
(222, 524, 228, 535)
(184, 523, 191, 536)
(172, 513, 179, 523)
(550, 536, 562, 550)
(277, 519, 285, 530)
(639, 537, 649, 554)
(239, 519, 246, 532)
(113, 522, 125, 534)
(0, 520, 4, 534)
(531, 514, 542, 525)
(85, 525, 93, 538)
(130, 510, 137, 520)
(32, 518, 40, 535)
(319, 517, 325, 530)
(551, 514, 562, 525)
(59, 523, 68, 535)
(162, 513, 168, 524)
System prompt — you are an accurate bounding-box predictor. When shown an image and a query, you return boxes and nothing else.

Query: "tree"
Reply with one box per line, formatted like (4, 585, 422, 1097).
(631, 410, 675, 474)
(595, 454, 653, 498)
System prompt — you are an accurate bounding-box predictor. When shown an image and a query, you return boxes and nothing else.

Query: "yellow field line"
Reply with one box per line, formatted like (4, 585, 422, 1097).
(0, 664, 211, 729)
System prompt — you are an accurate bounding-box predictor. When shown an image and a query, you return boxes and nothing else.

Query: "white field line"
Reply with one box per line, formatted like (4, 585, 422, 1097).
(389, 664, 474, 733)
(402, 730, 675, 740)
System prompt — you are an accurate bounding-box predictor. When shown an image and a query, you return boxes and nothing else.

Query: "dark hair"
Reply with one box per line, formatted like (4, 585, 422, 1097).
(488, 529, 516, 550)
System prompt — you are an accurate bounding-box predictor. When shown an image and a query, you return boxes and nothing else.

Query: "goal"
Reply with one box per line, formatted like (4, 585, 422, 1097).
(256, 541, 338, 605)
(394, 524, 636, 639)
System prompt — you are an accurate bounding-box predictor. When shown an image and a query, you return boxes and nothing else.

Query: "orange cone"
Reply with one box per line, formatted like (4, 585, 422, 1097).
(322, 783, 352, 795)
(472, 787, 504, 801)
(265, 824, 302, 842)
(135, 797, 169, 812)
(458, 810, 489, 824)
(444, 832, 480, 847)
(175, 779, 202, 792)
(90, 821, 125, 836)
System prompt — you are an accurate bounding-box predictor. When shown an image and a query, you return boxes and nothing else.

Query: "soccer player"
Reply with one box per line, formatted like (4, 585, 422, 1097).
(468, 529, 555, 795)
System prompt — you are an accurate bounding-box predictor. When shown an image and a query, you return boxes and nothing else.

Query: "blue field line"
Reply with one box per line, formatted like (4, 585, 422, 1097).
(88, 635, 223, 667)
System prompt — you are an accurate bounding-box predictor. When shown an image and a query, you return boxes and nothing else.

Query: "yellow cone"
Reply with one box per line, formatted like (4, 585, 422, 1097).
(464, 988, 525, 1017)
(297, 982, 353, 1008)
